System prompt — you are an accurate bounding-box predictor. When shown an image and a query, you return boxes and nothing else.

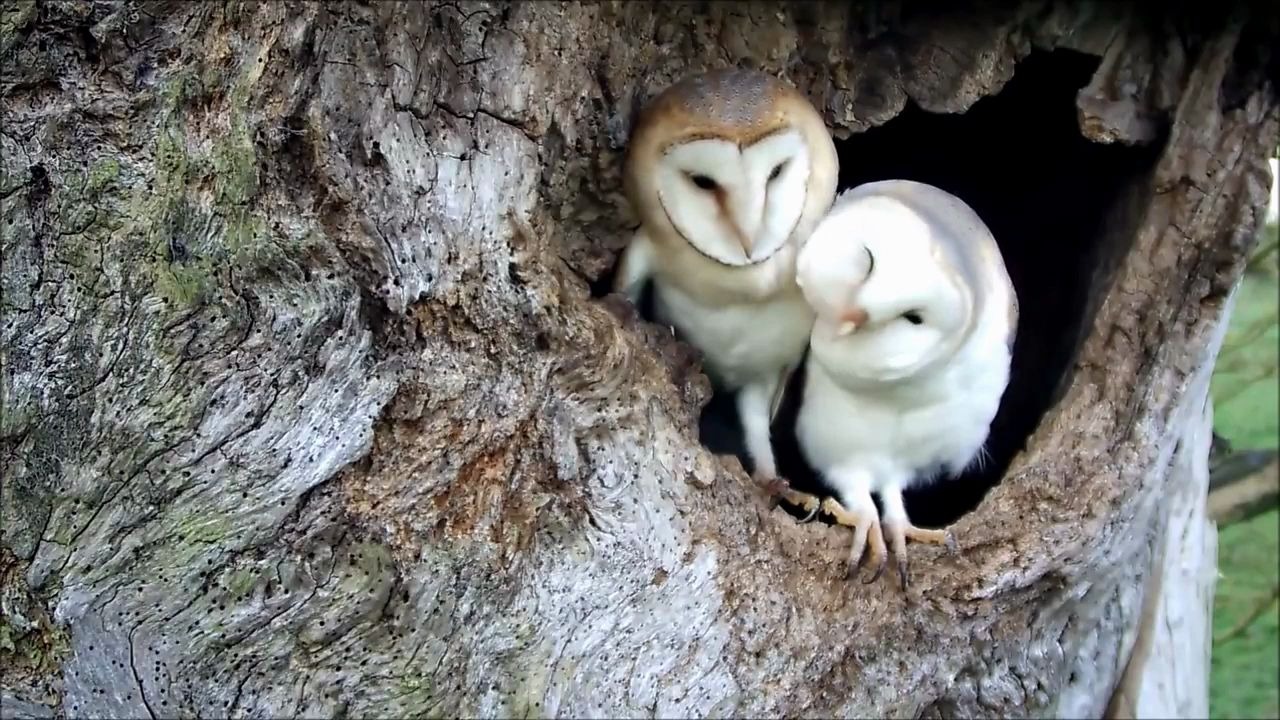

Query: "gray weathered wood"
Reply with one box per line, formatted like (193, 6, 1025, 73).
(1103, 292, 1228, 719)
(2, 2, 1276, 717)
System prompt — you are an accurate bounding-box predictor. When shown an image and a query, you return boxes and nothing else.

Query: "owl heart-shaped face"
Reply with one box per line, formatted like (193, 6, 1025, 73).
(652, 131, 812, 266)
(797, 188, 979, 383)
(623, 68, 838, 268)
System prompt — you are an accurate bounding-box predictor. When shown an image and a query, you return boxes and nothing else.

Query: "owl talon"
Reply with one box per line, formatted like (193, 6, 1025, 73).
(883, 519, 956, 590)
(863, 551, 888, 585)
(772, 486, 822, 523)
(817, 497, 885, 580)
(755, 474, 789, 505)
(864, 525, 888, 583)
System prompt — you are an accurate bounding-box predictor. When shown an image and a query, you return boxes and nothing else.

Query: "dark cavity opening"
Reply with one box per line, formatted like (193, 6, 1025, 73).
(597, 48, 1163, 527)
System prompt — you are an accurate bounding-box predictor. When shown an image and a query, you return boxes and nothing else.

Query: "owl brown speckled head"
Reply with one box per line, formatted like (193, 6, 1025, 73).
(623, 68, 839, 267)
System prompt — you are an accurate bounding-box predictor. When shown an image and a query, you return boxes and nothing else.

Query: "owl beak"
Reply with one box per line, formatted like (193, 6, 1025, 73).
(715, 201, 754, 257)
(716, 185, 760, 259)
(836, 306, 868, 336)
(729, 220, 753, 256)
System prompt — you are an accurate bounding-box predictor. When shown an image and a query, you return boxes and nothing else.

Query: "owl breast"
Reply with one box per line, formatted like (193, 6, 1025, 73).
(652, 280, 814, 389)
(798, 328, 1011, 492)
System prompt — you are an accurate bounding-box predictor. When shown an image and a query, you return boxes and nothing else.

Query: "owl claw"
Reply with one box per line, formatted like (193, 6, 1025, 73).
(756, 475, 788, 504)
(863, 552, 888, 585)
(770, 485, 822, 523)
(865, 525, 889, 583)
(818, 497, 885, 580)
(882, 520, 956, 591)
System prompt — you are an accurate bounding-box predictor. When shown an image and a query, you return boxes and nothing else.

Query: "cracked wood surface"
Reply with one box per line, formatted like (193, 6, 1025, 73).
(1104, 357, 1219, 720)
(1, 1, 1277, 718)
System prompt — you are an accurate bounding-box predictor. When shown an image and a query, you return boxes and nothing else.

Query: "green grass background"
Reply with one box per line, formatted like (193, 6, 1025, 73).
(1208, 247, 1279, 719)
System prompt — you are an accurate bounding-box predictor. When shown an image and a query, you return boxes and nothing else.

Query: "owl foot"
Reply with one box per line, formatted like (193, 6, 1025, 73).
(773, 487, 823, 523)
(818, 497, 887, 583)
(883, 520, 959, 591)
(752, 471, 789, 505)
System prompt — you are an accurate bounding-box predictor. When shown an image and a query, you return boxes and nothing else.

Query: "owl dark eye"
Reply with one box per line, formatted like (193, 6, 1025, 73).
(767, 162, 787, 182)
(689, 174, 718, 191)
(902, 311, 924, 325)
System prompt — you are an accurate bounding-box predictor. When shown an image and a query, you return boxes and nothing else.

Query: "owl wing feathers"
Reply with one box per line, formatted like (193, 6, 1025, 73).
(612, 228, 656, 304)
(769, 363, 794, 422)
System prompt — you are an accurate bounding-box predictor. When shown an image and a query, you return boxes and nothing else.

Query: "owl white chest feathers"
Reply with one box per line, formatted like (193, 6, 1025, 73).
(614, 227, 815, 389)
(793, 179, 1018, 495)
(798, 316, 1011, 492)
(651, 258, 815, 390)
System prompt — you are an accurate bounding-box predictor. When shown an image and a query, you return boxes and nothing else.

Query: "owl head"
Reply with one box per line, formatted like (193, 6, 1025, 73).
(796, 182, 988, 383)
(623, 68, 838, 267)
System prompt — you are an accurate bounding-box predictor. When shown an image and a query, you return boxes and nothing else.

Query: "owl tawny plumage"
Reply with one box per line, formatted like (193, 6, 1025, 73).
(614, 68, 838, 493)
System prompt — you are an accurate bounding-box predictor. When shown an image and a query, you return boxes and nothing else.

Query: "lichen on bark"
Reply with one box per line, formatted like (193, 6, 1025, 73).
(0, 548, 68, 711)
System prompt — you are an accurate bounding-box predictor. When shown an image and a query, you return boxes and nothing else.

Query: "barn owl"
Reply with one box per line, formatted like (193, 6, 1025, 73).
(785, 179, 1018, 588)
(614, 68, 838, 492)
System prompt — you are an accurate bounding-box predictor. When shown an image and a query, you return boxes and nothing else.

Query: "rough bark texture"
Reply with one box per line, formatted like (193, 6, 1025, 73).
(2, 1, 1277, 718)
(1103, 320, 1222, 720)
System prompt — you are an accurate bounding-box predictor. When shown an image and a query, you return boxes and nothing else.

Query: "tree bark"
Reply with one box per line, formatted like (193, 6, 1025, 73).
(1104, 352, 1220, 720)
(2, 1, 1277, 718)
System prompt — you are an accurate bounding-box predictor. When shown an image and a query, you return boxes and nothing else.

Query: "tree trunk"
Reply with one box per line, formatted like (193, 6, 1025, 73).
(2, 1, 1276, 718)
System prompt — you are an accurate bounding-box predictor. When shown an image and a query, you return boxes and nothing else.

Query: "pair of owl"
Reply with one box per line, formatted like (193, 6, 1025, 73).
(612, 68, 1018, 589)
